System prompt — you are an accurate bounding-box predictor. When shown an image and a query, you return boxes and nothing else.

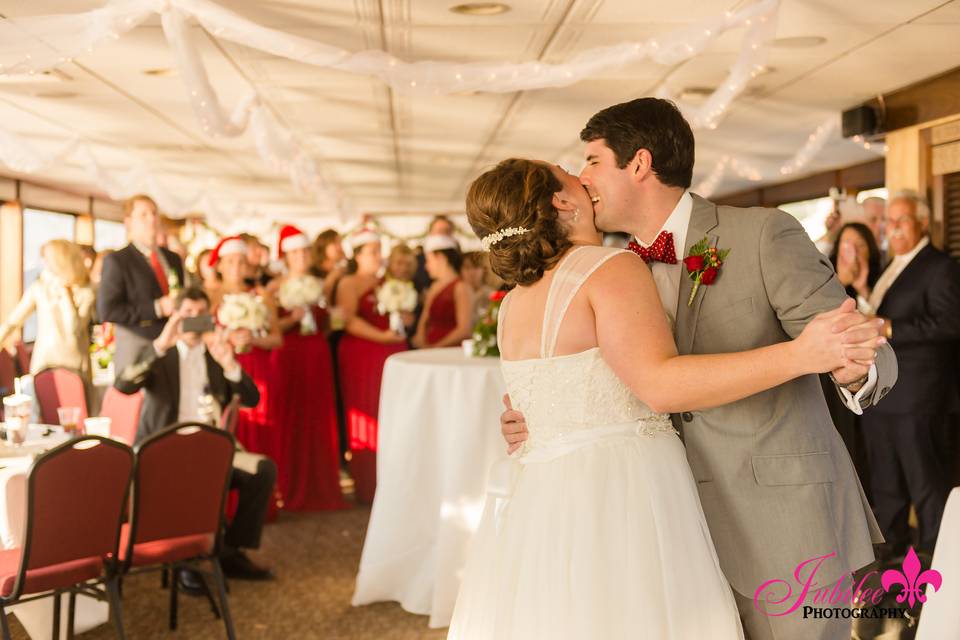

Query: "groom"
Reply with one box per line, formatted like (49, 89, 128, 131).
(501, 98, 896, 640)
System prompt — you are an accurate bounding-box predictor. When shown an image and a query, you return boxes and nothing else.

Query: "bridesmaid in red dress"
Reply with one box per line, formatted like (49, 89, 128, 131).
(207, 236, 283, 466)
(412, 234, 474, 349)
(268, 225, 347, 511)
(337, 229, 408, 503)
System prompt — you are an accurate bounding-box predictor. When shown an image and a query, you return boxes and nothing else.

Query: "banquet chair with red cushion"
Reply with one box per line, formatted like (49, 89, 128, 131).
(0, 436, 133, 640)
(33, 368, 88, 426)
(0, 350, 15, 401)
(99, 388, 143, 446)
(13, 342, 30, 378)
(219, 394, 241, 435)
(122, 422, 236, 638)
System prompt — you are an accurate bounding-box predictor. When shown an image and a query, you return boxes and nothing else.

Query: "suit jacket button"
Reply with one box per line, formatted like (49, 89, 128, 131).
(681, 412, 694, 422)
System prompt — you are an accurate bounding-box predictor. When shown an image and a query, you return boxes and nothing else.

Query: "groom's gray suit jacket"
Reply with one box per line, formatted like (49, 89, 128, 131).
(672, 194, 894, 599)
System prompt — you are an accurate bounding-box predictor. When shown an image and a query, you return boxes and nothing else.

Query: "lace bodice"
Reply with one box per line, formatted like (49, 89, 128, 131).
(498, 246, 673, 455)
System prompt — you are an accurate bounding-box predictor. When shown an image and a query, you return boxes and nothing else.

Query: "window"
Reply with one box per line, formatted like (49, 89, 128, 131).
(94, 219, 127, 251)
(856, 187, 888, 203)
(21, 208, 76, 342)
(778, 197, 834, 242)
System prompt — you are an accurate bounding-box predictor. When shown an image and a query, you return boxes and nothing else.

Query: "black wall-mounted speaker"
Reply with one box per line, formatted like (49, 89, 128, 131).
(842, 105, 879, 138)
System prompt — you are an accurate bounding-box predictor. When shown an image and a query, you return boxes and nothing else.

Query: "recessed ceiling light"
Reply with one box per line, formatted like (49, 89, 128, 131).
(450, 3, 511, 16)
(680, 86, 716, 99)
(143, 67, 177, 77)
(771, 36, 827, 49)
(32, 90, 78, 99)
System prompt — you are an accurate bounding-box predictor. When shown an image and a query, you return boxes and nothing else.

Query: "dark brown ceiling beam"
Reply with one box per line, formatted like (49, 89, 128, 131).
(713, 158, 884, 208)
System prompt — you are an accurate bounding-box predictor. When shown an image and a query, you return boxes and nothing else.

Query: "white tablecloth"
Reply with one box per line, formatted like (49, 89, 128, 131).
(917, 486, 960, 639)
(0, 425, 109, 639)
(352, 348, 507, 628)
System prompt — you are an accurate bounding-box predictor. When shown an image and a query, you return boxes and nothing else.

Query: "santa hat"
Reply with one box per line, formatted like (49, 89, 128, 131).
(344, 227, 381, 258)
(423, 234, 460, 253)
(208, 235, 247, 267)
(278, 224, 311, 259)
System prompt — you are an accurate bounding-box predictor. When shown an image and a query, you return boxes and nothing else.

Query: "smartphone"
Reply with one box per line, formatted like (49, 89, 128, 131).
(182, 314, 216, 334)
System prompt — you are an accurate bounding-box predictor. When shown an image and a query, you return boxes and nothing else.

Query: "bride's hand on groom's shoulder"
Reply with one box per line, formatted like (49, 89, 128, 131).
(500, 394, 528, 454)
(795, 298, 885, 375)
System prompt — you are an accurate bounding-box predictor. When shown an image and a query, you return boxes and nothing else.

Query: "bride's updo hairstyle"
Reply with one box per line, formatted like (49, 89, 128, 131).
(465, 158, 572, 287)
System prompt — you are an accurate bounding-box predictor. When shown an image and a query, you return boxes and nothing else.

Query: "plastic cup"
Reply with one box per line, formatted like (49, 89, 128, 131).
(57, 406, 82, 435)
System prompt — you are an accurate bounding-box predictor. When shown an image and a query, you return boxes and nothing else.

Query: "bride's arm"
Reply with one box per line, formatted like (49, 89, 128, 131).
(590, 254, 879, 414)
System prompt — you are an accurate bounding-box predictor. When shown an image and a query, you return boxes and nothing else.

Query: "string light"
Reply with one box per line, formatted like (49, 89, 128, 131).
(694, 117, 887, 198)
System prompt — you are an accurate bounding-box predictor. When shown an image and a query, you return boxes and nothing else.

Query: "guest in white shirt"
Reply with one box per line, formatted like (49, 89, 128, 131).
(857, 190, 960, 558)
(115, 287, 277, 587)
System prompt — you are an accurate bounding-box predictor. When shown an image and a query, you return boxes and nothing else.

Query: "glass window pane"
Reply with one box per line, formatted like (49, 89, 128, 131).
(21, 209, 76, 342)
(94, 219, 127, 251)
(856, 187, 887, 203)
(778, 196, 833, 241)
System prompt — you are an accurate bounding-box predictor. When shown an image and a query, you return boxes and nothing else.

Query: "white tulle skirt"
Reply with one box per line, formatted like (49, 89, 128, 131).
(448, 432, 744, 640)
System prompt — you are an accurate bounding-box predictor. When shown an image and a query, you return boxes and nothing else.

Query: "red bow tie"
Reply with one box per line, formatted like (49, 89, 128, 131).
(627, 231, 677, 265)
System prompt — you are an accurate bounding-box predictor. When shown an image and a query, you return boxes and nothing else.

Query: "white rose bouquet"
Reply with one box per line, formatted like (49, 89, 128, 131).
(278, 275, 326, 335)
(217, 293, 270, 352)
(375, 278, 418, 336)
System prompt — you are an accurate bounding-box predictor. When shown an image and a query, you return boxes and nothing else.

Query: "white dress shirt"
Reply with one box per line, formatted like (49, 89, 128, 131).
(637, 190, 873, 414)
(635, 191, 692, 329)
(153, 340, 242, 422)
(858, 236, 929, 315)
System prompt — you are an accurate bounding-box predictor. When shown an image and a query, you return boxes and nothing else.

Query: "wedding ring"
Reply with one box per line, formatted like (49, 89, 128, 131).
(590, 196, 600, 203)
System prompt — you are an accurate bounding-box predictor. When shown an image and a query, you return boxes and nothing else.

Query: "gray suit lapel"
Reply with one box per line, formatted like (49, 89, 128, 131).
(674, 194, 719, 354)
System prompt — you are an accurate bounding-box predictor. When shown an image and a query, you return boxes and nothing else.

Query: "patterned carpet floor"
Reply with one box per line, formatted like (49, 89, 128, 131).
(8, 503, 447, 640)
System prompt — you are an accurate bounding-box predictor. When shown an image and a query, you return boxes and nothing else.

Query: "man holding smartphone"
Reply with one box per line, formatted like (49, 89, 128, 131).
(115, 287, 276, 586)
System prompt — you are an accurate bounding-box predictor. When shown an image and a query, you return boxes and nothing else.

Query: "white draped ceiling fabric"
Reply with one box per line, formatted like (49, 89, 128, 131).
(0, 0, 868, 228)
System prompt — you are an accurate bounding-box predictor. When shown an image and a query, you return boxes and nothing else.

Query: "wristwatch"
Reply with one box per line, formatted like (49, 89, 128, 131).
(829, 371, 869, 390)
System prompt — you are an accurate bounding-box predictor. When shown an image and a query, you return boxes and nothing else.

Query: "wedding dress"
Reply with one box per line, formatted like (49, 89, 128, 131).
(447, 245, 744, 639)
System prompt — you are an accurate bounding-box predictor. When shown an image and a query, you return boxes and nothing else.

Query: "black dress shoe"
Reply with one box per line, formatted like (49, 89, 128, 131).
(219, 550, 274, 581)
(177, 569, 206, 597)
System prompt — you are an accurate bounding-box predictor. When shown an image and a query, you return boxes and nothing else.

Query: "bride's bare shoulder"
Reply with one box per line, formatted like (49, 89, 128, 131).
(585, 251, 651, 292)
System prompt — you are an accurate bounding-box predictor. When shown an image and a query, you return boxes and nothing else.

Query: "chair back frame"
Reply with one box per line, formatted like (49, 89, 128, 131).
(123, 422, 235, 574)
(2, 436, 134, 603)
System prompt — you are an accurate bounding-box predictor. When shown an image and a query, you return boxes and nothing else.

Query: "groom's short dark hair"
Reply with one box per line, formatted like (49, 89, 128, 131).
(580, 98, 694, 189)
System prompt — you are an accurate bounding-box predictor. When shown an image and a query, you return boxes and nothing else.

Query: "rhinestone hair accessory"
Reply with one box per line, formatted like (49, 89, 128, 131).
(481, 226, 530, 251)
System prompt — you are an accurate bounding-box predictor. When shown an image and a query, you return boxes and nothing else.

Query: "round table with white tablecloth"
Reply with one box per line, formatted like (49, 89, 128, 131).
(351, 347, 507, 629)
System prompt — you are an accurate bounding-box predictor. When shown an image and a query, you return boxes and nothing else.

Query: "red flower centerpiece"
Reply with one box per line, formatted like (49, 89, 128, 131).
(472, 289, 509, 357)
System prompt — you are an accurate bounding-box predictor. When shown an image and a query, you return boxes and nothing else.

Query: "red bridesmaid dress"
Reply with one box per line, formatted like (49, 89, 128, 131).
(425, 279, 461, 346)
(272, 305, 347, 510)
(218, 293, 282, 516)
(338, 282, 408, 503)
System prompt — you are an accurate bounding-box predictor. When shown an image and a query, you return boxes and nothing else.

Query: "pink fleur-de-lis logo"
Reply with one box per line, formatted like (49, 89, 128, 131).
(881, 547, 943, 608)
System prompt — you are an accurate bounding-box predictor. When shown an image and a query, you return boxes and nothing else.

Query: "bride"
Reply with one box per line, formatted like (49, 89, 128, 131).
(447, 159, 882, 639)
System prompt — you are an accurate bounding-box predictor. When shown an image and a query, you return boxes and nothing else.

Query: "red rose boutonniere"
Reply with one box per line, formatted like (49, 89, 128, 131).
(682, 237, 729, 306)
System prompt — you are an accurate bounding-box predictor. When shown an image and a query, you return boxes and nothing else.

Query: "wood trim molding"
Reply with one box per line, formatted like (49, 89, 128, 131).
(0, 201, 24, 321)
(713, 159, 885, 207)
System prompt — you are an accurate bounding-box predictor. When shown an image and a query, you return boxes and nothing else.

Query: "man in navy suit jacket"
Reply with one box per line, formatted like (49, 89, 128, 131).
(860, 190, 960, 557)
(96, 194, 184, 373)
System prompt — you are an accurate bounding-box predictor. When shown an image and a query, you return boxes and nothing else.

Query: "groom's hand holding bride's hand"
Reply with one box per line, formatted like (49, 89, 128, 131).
(501, 394, 528, 454)
(795, 298, 885, 379)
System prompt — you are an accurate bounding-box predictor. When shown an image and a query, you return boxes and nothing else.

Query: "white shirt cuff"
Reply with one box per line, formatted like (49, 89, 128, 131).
(837, 364, 877, 416)
(223, 366, 243, 383)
